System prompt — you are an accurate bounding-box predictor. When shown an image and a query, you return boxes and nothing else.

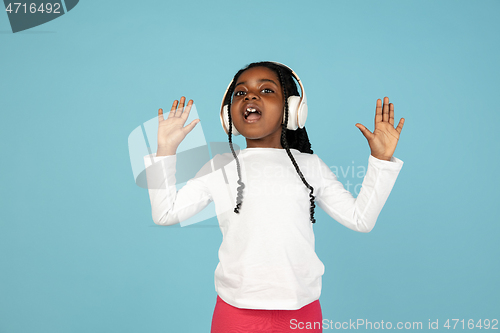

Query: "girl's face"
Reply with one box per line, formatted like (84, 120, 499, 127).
(230, 66, 285, 149)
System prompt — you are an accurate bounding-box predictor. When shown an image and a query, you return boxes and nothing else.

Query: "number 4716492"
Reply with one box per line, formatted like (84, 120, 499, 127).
(5, 2, 61, 14)
(443, 319, 498, 330)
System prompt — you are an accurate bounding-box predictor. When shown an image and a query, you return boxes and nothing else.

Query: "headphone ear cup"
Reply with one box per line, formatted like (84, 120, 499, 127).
(286, 96, 301, 130)
(221, 105, 240, 136)
(285, 96, 307, 130)
(297, 103, 307, 129)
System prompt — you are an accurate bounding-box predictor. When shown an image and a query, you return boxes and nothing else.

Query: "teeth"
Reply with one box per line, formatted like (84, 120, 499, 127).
(244, 107, 260, 118)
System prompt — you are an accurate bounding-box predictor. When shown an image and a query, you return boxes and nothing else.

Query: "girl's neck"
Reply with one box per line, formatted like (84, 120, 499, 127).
(245, 139, 283, 150)
(246, 145, 284, 149)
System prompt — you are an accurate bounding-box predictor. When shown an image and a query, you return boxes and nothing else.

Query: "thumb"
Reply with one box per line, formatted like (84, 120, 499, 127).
(184, 119, 200, 133)
(355, 123, 373, 141)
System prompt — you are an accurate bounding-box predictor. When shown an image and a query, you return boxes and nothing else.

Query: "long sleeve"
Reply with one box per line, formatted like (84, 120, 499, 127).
(143, 153, 213, 226)
(315, 154, 404, 233)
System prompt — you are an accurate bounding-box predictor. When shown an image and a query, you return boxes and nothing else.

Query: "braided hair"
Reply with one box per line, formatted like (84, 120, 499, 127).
(224, 61, 316, 223)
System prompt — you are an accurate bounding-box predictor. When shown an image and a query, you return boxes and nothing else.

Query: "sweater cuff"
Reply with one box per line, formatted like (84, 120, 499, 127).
(368, 154, 404, 171)
(143, 153, 176, 168)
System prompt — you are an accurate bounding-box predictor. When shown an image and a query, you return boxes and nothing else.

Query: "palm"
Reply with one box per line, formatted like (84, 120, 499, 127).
(157, 97, 200, 149)
(355, 97, 405, 161)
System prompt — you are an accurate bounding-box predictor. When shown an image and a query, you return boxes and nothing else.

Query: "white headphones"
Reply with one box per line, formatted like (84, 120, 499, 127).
(220, 62, 308, 136)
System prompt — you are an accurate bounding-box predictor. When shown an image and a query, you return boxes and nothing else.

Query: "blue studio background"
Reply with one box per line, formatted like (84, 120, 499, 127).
(1, 1, 499, 332)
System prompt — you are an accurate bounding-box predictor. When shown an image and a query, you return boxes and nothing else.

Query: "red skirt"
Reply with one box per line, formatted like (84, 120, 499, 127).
(211, 296, 323, 333)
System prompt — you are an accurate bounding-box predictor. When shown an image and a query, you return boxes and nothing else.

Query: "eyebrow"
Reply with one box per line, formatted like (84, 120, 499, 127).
(235, 79, 278, 87)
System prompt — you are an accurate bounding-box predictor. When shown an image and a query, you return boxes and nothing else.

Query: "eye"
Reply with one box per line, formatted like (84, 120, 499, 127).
(234, 91, 246, 97)
(262, 88, 274, 93)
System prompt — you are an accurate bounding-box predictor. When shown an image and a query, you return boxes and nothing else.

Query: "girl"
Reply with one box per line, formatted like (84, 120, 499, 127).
(144, 61, 405, 332)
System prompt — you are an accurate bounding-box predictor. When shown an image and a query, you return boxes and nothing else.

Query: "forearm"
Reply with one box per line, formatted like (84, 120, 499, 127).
(350, 155, 403, 232)
(316, 154, 403, 233)
(143, 153, 213, 226)
(144, 154, 181, 225)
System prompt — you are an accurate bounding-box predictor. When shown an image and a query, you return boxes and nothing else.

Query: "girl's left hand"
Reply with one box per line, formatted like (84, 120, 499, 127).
(355, 97, 405, 161)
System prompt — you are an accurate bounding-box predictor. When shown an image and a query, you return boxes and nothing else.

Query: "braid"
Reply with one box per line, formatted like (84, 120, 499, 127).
(286, 127, 313, 154)
(226, 81, 245, 214)
(296, 128, 313, 153)
(277, 68, 317, 224)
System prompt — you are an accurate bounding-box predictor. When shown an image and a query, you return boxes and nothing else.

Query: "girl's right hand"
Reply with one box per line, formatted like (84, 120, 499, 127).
(157, 96, 200, 153)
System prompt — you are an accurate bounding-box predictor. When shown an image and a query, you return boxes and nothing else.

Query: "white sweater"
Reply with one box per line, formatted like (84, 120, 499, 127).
(144, 147, 404, 310)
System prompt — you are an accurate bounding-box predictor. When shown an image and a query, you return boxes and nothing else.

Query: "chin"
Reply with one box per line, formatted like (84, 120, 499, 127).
(236, 127, 265, 138)
(232, 119, 282, 139)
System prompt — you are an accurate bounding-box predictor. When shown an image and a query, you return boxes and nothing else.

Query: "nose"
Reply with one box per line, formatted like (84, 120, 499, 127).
(244, 91, 259, 100)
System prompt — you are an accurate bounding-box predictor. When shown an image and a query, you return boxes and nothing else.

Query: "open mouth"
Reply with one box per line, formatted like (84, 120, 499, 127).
(244, 107, 262, 123)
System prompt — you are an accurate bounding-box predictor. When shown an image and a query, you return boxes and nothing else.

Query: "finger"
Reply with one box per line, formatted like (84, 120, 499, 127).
(180, 100, 194, 119)
(395, 118, 405, 134)
(375, 99, 382, 124)
(158, 108, 164, 122)
(168, 100, 178, 118)
(176, 96, 186, 116)
(389, 103, 395, 126)
(382, 97, 389, 122)
(183, 118, 200, 133)
(355, 123, 374, 141)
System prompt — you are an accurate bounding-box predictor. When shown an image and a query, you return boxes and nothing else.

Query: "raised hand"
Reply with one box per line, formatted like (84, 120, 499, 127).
(157, 96, 200, 156)
(355, 97, 404, 161)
